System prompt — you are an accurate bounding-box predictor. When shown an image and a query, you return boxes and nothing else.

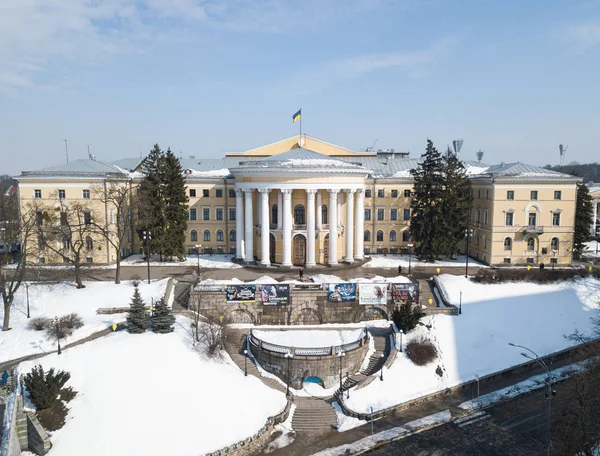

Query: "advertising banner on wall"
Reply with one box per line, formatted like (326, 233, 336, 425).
(326, 283, 357, 302)
(358, 283, 388, 305)
(391, 283, 419, 304)
(225, 285, 256, 303)
(260, 284, 290, 306)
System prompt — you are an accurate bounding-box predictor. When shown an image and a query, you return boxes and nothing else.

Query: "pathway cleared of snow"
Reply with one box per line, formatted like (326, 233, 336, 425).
(363, 254, 487, 269)
(121, 253, 242, 269)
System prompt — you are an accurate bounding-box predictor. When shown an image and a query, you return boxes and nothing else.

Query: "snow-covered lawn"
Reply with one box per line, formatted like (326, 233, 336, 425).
(344, 275, 600, 414)
(253, 329, 365, 348)
(363, 254, 487, 269)
(121, 253, 242, 269)
(19, 318, 286, 456)
(310, 274, 412, 284)
(583, 240, 600, 259)
(0, 279, 169, 364)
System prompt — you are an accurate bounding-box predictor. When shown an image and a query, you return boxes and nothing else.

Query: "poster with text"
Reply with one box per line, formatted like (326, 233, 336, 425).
(225, 285, 256, 303)
(326, 283, 357, 302)
(359, 283, 388, 305)
(391, 283, 419, 304)
(260, 284, 290, 306)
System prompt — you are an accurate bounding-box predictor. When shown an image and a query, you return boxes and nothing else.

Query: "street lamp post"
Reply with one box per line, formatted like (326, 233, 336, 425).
(243, 349, 248, 376)
(379, 353, 385, 381)
(552, 250, 557, 272)
(465, 228, 473, 278)
(407, 244, 414, 276)
(142, 230, 151, 284)
(399, 329, 404, 352)
(459, 290, 462, 315)
(53, 316, 62, 355)
(338, 351, 346, 390)
(194, 244, 202, 275)
(285, 353, 293, 396)
(509, 342, 555, 455)
(25, 283, 30, 319)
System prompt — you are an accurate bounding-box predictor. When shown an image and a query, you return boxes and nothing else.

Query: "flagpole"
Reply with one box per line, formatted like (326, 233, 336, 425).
(299, 110, 302, 144)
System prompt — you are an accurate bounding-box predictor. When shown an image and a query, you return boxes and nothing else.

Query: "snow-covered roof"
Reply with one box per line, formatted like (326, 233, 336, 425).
(17, 159, 131, 180)
(471, 162, 580, 182)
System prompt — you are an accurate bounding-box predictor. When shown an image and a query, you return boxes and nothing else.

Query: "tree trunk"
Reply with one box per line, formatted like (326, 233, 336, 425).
(115, 254, 121, 285)
(74, 262, 84, 289)
(3, 297, 13, 331)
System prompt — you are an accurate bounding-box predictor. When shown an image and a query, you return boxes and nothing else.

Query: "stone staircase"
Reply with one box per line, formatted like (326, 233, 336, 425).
(417, 278, 437, 307)
(341, 327, 391, 392)
(291, 397, 338, 432)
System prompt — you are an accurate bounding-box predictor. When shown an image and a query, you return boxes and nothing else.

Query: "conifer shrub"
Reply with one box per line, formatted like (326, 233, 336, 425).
(126, 283, 148, 333)
(391, 301, 425, 333)
(406, 335, 438, 366)
(151, 298, 175, 333)
(24, 365, 71, 410)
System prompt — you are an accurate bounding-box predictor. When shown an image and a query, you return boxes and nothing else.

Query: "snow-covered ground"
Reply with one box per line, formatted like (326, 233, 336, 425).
(363, 254, 487, 269)
(121, 253, 242, 269)
(310, 274, 412, 284)
(583, 240, 600, 259)
(253, 329, 365, 348)
(0, 279, 169, 364)
(18, 317, 287, 456)
(344, 274, 600, 414)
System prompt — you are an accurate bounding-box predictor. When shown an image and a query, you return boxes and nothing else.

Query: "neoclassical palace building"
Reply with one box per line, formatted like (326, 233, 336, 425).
(16, 135, 582, 266)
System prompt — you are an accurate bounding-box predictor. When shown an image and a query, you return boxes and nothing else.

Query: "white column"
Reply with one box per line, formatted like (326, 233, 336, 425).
(282, 189, 293, 267)
(329, 189, 338, 265)
(306, 190, 317, 267)
(355, 189, 365, 260)
(277, 190, 283, 230)
(244, 189, 254, 262)
(259, 189, 270, 266)
(337, 192, 343, 227)
(235, 189, 244, 259)
(257, 194, 262, 228)
(345, 189, 355, 263)
(316, 190, 322, 230)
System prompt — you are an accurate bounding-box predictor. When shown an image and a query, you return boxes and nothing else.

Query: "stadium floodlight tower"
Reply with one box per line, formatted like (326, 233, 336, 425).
(452, 139, 464, 155)
(559, 144, 568, 166)
(476, 150, 484, 163)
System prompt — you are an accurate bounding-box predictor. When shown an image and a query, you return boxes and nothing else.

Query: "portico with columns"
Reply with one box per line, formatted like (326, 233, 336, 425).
(230, 149, 371, 266)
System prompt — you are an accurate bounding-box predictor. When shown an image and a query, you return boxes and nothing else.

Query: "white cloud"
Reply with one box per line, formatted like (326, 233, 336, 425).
(565, 20, 600, 52)
(0, 0, 385, 91)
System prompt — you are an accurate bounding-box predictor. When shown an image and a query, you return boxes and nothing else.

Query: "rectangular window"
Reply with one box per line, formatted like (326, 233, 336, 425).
(507, 190, 514, 200)
(404, 189, 411, 198)
(485, 190, 489, 200)
(216, 208, 224, 221)
(83, 211, 92, 225)
(34, 189, 42, 199)
(476, 211, 481, 223)
(483, 211, 488, 225)
(504, 258, 511, 264)
(189, 189, 196, 197)
(365, 190, 372, 198)
(528, 212, 537, 226)
(554, 191, 562, 200)
(82, 189, 90, 199)
(202, 189, 209, 197)
(552, 212, 561, 226)
(216, 189, 223, 198)
(530, 190, 538, 200)
(527, 257, 534, 264)
(391, 189, 398, 198)
(505, 212, 513, 226)
(204, 231, 210, 242)
(390, 209, 398, 221)
(203, 208, 210, 221)
(550, 258, 557, 264)
(477, 190, 481, 199)
(229, 189, 236, 198)
(377, 209, 384, 221)
(229, 208, 236, 221)
(86, 257, 93, 263)
(403, 209, 410, 221)
(377, 189, 384, 198)
(364, 209, 371, 221)
(58, 189, 66, 199)
(189, 208, 197, 221)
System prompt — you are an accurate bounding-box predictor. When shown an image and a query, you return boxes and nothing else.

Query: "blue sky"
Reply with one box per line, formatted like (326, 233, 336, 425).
(1, 0, 599, 174)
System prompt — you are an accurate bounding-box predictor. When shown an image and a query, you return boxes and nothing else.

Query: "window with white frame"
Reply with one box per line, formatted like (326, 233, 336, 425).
(403, 208, 410, 220)
(364, 209, 371, 221)
(390, 208, 398, 221)
(505, 212, 514, 226)
(229, 208, 236, 221)
(504, 237, 512, 250)
(229, 230, 236, 242)
(364, 230, 371, 242)
(82, 189, 90, 199)
(202, 208, 210, 221)
(377, 209, 384, 221)
(216, 230, 224, 242)
(190, 230, 198, 242)
(376, 230, 384, 241)
(34, 189, 41, 199)
(551, 237, 559, 251)
(527, 238, 535, 251)
(402, 230, 409, 242)
(552, 212, 561, 226)
(189, 208, 197, 221)
(216, 208, 224, 221)
(390, 230, 397, 242)
(203, 230, 210, 242)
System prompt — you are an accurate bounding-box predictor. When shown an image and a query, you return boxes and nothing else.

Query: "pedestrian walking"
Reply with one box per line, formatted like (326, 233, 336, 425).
(397, 265, 402, 275)
(299, 268, 304, 280)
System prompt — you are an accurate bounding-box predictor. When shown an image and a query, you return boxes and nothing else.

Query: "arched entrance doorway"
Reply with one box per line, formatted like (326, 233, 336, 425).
(354, 306, 388, 322)
(323, 234, 329, 264)
(293, 307, 322, 324)
(293, 234, 306, 265)
(269, 233, 276, 264)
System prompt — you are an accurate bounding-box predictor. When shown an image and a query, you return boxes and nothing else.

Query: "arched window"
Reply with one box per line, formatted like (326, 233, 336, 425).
(364, 230, 371, 242)
(62, 236, 71, 250)
(322, 205, 328, 224)
(230, 230, 236, 242)
(527, 237, 535, 251)
(216, 230, 224, 242)
(203, 230, 211, 242)
(294, 205, 305, 225)
(376, 230, 384, 242)
(551, 237, 559, 251)
(402, 230, 410, 242)
(190, 230, 198, 242)
(504, 237, 512, 251)
(271, 205, 278, 225)
(85, 236, 93, 250)
(390, 230, 397, 242)
(483, 235, 487, 249)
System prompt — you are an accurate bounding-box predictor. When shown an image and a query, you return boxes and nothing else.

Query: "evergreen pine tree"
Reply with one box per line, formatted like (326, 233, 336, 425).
(162, 148, 189, 261)
(574, 182, 593, 259)
(126, 283, 148, 334)
(410, 139, 445, 261)
(151, 298, 175, 333)
(440, 148, 473, 257)
(137, 144, 166, 259)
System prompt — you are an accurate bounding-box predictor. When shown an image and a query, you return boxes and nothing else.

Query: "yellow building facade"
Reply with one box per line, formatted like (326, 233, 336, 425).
(16, 136, 581, 266)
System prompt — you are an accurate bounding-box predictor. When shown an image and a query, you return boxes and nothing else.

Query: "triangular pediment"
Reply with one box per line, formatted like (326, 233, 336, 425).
(226, 135, 367, 158)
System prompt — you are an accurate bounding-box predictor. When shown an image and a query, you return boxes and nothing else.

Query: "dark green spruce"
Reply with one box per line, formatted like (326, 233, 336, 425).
(151, 298, 175, 333)
(573, 182, 593, 259)
(126, 283, 148, 334)
(162, 148, 189, 261)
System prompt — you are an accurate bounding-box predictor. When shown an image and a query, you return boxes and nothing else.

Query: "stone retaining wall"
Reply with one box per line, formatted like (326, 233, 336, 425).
(26, 413, 52, 455)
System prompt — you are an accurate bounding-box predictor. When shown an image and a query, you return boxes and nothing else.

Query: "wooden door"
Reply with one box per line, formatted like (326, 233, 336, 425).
(293, 235, 306, 265)
(323, 234, 329, 264)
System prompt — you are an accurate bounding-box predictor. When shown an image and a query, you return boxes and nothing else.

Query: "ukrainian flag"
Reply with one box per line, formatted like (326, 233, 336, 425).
(292, 109, 301, 123)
